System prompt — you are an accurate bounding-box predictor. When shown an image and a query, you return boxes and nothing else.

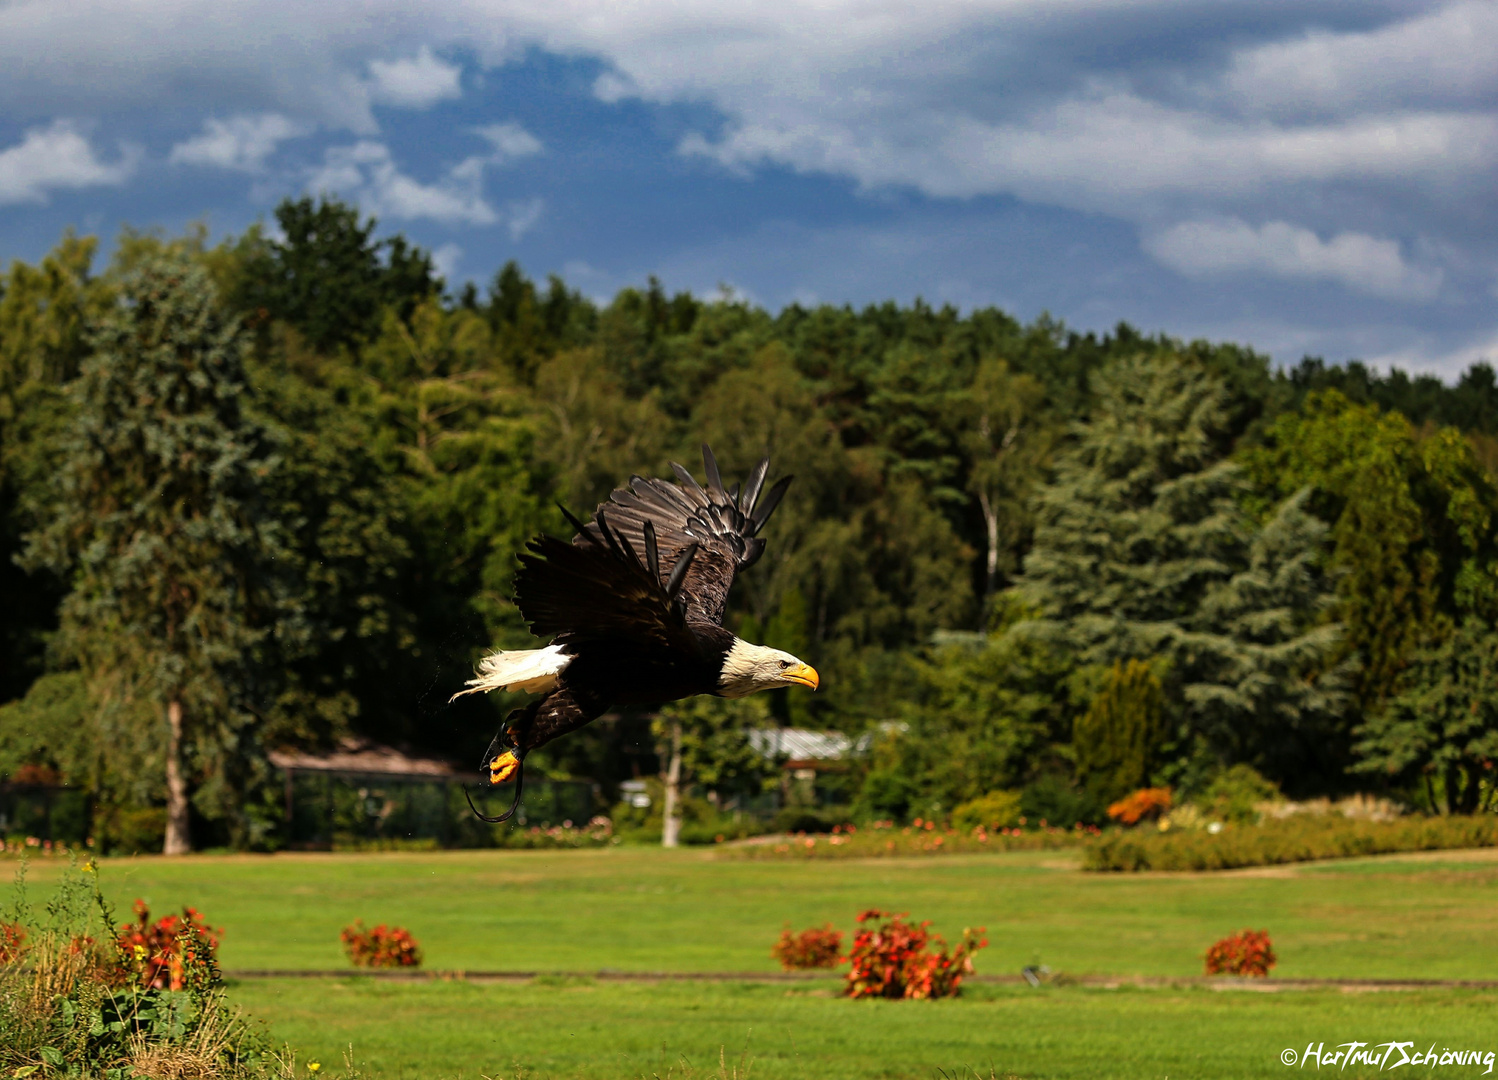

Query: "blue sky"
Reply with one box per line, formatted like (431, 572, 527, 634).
(1, 1, 1495, 375)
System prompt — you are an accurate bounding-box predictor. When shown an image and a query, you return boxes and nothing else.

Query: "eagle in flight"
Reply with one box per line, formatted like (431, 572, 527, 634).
(454, 445, 818, 820)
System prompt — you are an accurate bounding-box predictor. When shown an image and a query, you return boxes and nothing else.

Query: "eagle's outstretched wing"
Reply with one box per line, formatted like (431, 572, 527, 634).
(513, 530, 702, 655)
(574, 445, 792, 627)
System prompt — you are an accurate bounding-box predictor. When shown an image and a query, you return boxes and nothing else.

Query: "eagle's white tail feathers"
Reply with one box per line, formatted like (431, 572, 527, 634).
(449, 644, 571, 701)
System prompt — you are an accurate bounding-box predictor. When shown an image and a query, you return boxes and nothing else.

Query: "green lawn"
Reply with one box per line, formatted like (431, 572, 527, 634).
(24, 846, 1498, 979)
(20, 846, 1498, 1077)
(229, 977, 1498, 1080)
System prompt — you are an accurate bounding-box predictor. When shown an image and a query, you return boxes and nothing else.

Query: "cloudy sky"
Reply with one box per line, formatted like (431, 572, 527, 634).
(1, 1, 1494, 375)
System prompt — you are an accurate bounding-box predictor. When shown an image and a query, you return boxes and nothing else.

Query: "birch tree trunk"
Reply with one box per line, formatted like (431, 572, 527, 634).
(163, 698, 193, 854)
(661, 719, 683, 849)
(978, 488, 1000, 605)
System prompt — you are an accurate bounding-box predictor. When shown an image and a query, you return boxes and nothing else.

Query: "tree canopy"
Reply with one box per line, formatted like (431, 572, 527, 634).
(4, 197, 1498, 847)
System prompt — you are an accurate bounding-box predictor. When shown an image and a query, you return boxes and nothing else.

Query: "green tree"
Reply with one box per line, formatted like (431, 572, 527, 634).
(765, 587, 811, 725)
(1243, 390, 1498, 709)
(1019, 353, 1345, 789)
(1189, 490, 1351, 784)
(654, 694, 776, 847)
(235, 196, 439, 353)
(1073, 659, 1166, 806)
(1356, 619, 1498, 814)
(22, 249, 294, 852)
(0, 234, 110, 703)
(246, 354, 418, 751)
(859, 627, 1071, 821)
(962, 358, 1052, 607)
(1019, 351, 1246, 667)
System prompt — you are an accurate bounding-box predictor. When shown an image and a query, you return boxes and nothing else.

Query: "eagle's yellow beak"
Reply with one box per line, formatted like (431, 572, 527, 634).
(784, 662, 819, 691)
(488, 750, 521, 785)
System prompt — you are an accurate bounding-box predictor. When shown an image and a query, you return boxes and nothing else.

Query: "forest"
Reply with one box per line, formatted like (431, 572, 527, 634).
(4, 196, 1498, 850)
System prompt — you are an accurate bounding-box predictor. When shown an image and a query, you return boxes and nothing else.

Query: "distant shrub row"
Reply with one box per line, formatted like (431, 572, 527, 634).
(726, 819, 1090, 859)
(1084, 813, 1498, 872)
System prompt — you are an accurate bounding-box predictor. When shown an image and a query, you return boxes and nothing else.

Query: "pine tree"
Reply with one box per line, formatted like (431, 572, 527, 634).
(23, 249, 292, 852)
(1019, 351, 1246, 666)
(1189, 490, 1351, 782)
(1019, 352, 1345, 786)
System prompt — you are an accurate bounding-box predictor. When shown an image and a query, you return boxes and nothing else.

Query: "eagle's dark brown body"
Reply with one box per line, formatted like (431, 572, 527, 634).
(517, 621, 738, 751)
(486, 447, 794, 761)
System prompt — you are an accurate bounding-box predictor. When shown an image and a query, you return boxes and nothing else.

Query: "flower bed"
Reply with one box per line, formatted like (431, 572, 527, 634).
(497, 816, 618, 849)
(843, 910, 986, 999)
(115, 899, 223, 990)
(723, 819, 1091, 859)
(772, 924, 843, 970)
(341, 920, 423, 968)
(1204, 929, 1276, 977)
(0, 862, 279, 1077)
(1084, 813, 1498, 872)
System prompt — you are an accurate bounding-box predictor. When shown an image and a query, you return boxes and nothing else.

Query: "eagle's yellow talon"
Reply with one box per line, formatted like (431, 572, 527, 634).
(488, 751, 520, 785)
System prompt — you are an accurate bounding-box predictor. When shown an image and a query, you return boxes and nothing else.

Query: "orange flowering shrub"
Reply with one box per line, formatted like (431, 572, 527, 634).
(341, 920, 423, 968)
(1204, 929, 1276, 977)
(1107, 787, 1173, 826)
(114, 899, 222, 990)
(0, 920, 26, 963)
(843, 909, 986, 999)
(771, 923, 843, 970)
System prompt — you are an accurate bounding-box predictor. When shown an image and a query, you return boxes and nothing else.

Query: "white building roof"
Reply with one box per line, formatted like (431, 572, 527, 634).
(747, 728, 875, 762)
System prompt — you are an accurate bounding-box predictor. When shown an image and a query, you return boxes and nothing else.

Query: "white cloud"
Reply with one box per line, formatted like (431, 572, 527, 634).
(0, 0, 1495, 363)
(505, 197, 544, 240)
(1224, 2, 1498, 118)
(367, 46, 463, 109)
(1366, 330, 1498, 380)
(0, 3, 1493, 213)
(473, 122, 542, 164)
(430, 242, 463, 281)
(307, 130, 542, 232)
(1146, 218, 1443, 301)
(169, 113, 311, 171)
(0, 120, 135, 205)
(685, 95, 1498, 209)
(309, 140, 497, 225)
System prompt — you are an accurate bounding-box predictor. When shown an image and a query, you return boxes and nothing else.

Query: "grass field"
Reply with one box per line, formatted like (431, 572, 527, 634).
(20, 846, 1498, 1077)
(229, 977, 1498, 1080)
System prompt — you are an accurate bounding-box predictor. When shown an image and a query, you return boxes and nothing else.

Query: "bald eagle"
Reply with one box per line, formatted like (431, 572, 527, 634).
(454, 445, 818, 821)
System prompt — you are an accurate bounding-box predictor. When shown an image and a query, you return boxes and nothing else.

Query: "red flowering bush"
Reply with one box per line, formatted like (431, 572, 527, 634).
(1204, 929, 1276, 977)
(341, 920, 423, 968)
(114, 899, 223, 990)
(843, 909, 986, 999)
(1107, 787, 1173, 826)
(771, 923, 843, 970)
(0, 921, 26, 963)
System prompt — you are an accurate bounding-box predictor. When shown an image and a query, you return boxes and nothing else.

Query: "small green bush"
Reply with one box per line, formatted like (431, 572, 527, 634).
(951, 791, 1023, 832)
(1020, 775, 1101, 828)
(1084, 813, 1498, 872)
(1198, 765, 1280, 825)
(771, 806, 850, 835)
(99, 807, 168, 856)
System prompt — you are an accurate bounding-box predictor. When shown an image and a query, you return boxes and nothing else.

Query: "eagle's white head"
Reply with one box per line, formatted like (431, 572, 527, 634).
(717, 638, 820, 698)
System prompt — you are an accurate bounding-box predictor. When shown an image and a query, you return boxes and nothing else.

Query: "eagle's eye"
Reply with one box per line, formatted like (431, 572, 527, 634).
(777, 660, 791, 669)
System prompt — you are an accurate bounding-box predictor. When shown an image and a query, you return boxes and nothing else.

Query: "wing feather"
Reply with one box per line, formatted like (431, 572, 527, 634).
(514, 531, 700, 656)
(575, 444, 793, 625)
